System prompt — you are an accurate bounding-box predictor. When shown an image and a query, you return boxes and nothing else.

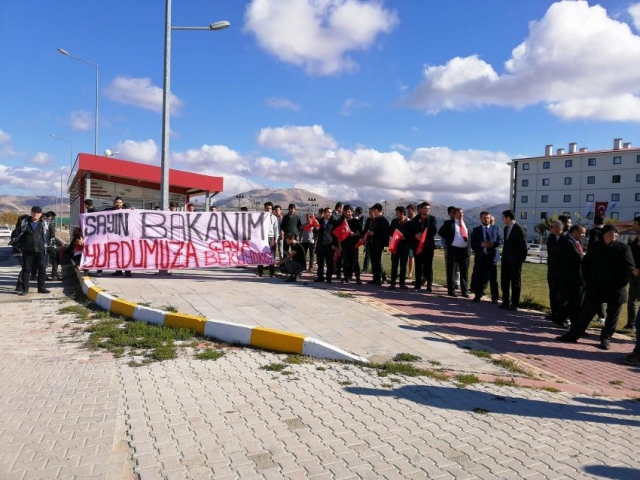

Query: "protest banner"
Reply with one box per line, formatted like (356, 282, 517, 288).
(80, 210, 274, 270)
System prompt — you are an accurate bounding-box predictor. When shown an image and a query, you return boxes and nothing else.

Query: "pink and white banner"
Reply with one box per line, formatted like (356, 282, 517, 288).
(80, 211, 274, 270)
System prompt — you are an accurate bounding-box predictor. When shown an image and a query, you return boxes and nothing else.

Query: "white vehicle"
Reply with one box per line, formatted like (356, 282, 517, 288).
(0, 225, 11, 239)
(528, 244, 542, 256)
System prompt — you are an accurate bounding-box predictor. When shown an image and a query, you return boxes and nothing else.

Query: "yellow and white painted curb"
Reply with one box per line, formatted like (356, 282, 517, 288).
(80, 276, 367, 363)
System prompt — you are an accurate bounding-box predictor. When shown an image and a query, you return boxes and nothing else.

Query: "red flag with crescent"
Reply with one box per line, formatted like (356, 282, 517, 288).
(302, 215, 320, 232)
(389, 229, 403, 254)
(595, 202, 608, 216)
(332, 219, 351, 242)
(416, 228, 428, 255)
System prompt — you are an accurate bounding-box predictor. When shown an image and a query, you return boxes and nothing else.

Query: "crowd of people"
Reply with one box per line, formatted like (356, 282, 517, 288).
(9, 196, 640, 366)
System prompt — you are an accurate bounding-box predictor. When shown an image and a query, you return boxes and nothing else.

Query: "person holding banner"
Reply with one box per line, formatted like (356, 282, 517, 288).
(339, 205, 363, 284)
(314, 208, 338, 283)
(388, 206, 411, 290)
(367, 203, 390, 286)
(257, 201, 279, 278)
(301, 213, 318, 272)
(108, 197, 132, 277)
(409, 202, 437, 292)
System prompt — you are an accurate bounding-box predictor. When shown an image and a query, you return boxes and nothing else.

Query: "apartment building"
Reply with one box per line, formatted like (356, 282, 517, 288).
(509, 138, 640, 239)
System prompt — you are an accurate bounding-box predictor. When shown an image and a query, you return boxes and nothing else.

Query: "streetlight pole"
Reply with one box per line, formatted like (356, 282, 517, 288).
(50, 134, 73, 169)
(57, 48, 99, 155)
(160, 0, 230, 210)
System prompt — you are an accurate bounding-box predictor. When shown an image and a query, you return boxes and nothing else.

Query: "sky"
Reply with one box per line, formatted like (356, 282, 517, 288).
(2, 0, 640, 207)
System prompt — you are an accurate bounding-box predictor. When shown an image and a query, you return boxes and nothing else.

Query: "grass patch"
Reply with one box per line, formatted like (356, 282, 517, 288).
(519, 294, 547, 312)
(58, 305, 91, 321)
(285, 354, 311, 365)
(338, 380, 353, 386)
(491, 358, 530, 376)
(539, 386, 561, 393)
(315, 366, 327, 371)
(467, 349, 492, 359)
(335, 292, 354, 298)
(389, 377, 402, 383)
(493, 378, 518, 387)
(372, 361, 448, 381)
(381, 383, 393, 388)
(429, 360, 442, 367)
(195, 349, 225, 361)
(455, 374, 481, 386)
(609, 379, 624, 386)
(162, 304, 179, 313)
(473, 407, 490, 415)
(393, 353, 421, 362)
(261, 363, 288, 372)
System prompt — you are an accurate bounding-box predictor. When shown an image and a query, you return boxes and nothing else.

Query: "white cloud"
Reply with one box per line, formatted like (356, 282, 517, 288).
(0, 128, 18, 160)
(105, 76, 183, 113)
(172, 144, 250, 174)
(69, 110, 93, 131)
(0, 164, 69, 196)
(340, 98, 371, 116)
(630, 3, 640, 31)
(390, 143, 411, 152)
(265, 97, 301, 111)
(252, 124, 511, 205)
(244, 0, 399, 75)
(115, 139, 158, 164)
(27, 152, 54, 166)
(0, 128, 10, 143)
(404, 1, 640, 121)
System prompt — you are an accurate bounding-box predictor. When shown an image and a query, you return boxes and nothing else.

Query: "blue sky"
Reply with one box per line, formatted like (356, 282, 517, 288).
(1, 0, 640, 206)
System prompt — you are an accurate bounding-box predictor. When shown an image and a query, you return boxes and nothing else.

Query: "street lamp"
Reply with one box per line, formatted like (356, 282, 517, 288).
(308, 197, 318, 212)
(160, 0, 230, 210)
(236, 194, 245, 209)
(57, 48, 99, 155)
(50, 134, 73, 169)
(104, 149, 120, 157)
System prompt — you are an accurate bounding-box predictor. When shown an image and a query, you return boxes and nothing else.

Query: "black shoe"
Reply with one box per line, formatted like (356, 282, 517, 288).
(598, 339, 611, 350)
(472, 296, 481, 302)
(366, 280, 379, 285)
(388, 284, 396, 290)
(491, 299, 498, 304)
(461, 292, 470, 298)
(326, 279, 332, 283)
(399, 285, 409, 290)
(414, 286, 421, 291)
(18, 290, 28, 296)
(498, 303, 510, 309)
(46, 276, 52, 281)
(555, 334, 578, 343)
(95, 271, 102, 277)
(426, 286, 433, 293)
(454, 283, 460, 290)
(448, 291, 458, 297)
(355, 279, 362, 285)
(30, 275, 36, 281)
(545, 314, 556, 320)
(55, 274, 63, 281)
(285, 276, 296, 282)
(38, 288, 51, 294)
(125, 271, 132, 277)
(508, 306, 518, 311)
(313, 278, 324, 282)
(112, 271, 123, 277)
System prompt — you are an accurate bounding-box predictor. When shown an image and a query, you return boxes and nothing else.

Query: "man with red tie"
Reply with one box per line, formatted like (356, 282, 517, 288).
(438, 207, 470, 297)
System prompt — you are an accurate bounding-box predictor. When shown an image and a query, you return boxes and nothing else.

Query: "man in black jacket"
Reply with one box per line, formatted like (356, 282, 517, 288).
(470, 211, 502, 303)
(545, 220, 566, 322)
(314, 208, 338, 283)
(410, 202, 437, 292)
(280, 203, 302, 241)
(366, 203, 390, 286)
(500, 209, 528, 310)
(14, 206, 51, 295)
(555, 225, 586, 328)
(557, 224, 635, 349)
(624, 216, 640, 332)
(388, 206, 412, 290)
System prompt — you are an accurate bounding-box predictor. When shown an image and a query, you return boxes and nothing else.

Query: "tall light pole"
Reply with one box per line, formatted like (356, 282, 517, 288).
(160, 0, 230, 210)
(57, 48, 99, 155)
(50, 134, 73, 169)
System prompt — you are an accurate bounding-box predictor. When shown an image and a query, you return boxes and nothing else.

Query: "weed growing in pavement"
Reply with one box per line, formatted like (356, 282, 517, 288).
(315, 366, 327, 371)
(381, 383, 393, 388)
(163, 304, 179, 313)
(519, 294, 547, 312)
(335, 292, 354, 299)
(491, 358, 531, 377)
(389, 377, 402, 383)
(467, 349, 492, 359)
(429, 360, 442, 367)
(138, 302, 152, 307)
(609, 380, 624, 386)
(285, 354, 313, 365)
(539, 386, 561, 393)
(261, 363, 289, 372)
(372, 361, 448, 381)
(195, 349, 225, 361)
(473, 407, 490, 415)
(393, 353, 421, 362)
(493, 378, 518, 387)
(58, 305, 91, 321)
(455, 374, 481, 387)
(338, 380, 353, 386)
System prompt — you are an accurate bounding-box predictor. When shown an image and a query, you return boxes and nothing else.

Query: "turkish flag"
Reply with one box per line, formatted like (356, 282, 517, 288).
(389, 229, 403, 254)
(302, 215, 320, 232)
(355, 232, 368, 248)
(416, 228, 428, 255)
(332, 219, 351, 242)
(595, 202, 608, 215)
(333, 248, 341, 265)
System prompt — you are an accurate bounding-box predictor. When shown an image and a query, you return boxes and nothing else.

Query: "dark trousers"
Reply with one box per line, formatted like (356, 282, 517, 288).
(342, 246, 360, 281)
(390, 246, 409, 286)
(22, 252, 46, 291)
(627, 278, 640, 328)
(362, 245, 371, 272)
(547, 269, 562, 317)
(316, 243, 334, 281)
(257, 241, 277, 277)
(414, 248, 434, 288)
(558, 282, 583, 324)
(570, 295, 623, 341)
(301, 242, 315, 270)
(446, 246, 469, 294)
(471, 254, 498, 300)
(501, 260, 523, 307)
(369, 243, 385, 283)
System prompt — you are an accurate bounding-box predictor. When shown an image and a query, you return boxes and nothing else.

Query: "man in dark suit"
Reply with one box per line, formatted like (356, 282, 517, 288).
(545, 220, 566, 322)
(366, 203, 390, 286)
(500, 209, 528, 311)
(557, 224, 635, 350)
(587, 214, 606, 323)
(438, 207, 470, 297)
(410, 201, 437, 292)
(555, 224, 586, 328)
(470, 211, 502, 303)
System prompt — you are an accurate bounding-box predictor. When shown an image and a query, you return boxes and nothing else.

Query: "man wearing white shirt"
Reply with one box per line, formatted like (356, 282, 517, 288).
(257, 201, 279, 278)
(438, 207, 470, 297)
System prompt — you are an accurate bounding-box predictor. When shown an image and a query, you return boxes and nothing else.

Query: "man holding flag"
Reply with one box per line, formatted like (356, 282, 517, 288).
(388, 206, 412, 290)
(314, 208, 338, 283)
(366, 203, 390, 286)
(337, 205, 363, 284)
(409, 202, 438, 292)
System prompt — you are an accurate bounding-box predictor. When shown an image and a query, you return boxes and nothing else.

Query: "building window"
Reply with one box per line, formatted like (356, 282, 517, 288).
(521, 195, 528, 204)
(542, 178, 550, 186)
(564, 177, 572, 185)
(635, 212, 640, 218)
(522, 179, 529, 187)
(587, 176, 595, 184)
(522, 163, 530, 170)
(520, 212, 527, 220)
(587, 212, 593, 220)
(636, 193, 640, 202)
(565, 159, 572, 167)
(540, 212, 548, 219)
(586, 194, 594, 202)
(541, 195, 548, 203)
(563, 211, 570, 216)
(637, 155, 640, 163)
(636, 174, 640, 182)
(588, 158, 596, 166)
(564, 195, 571, 203)
(612, 193, 620, 202)
(613, 156, 621, 165)
(610, 212, 619, 220)
(543, 161, 550, 169)
(612, 175, 621, 183)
